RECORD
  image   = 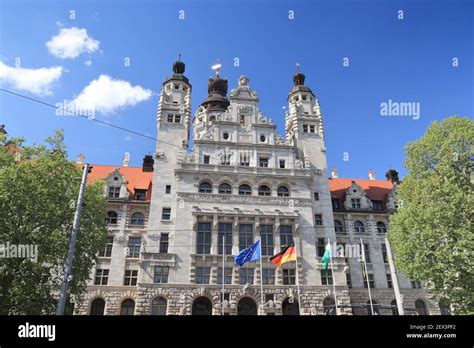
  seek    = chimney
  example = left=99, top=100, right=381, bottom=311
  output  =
left=385, top=169, right=400, bottom=184
left=331, top=168, right=339, bottom=179
left=142, top=154, right=154, bottom=172
left=368, top=170, right=376, bottom=180
left=122, top=152, right=130, bottom=167
left=76, top=153, right=85, bottom=164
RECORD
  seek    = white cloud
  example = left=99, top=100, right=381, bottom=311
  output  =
left=84, top=60, right=92, bottom=66
left=70, top=75, right=153, bottom=114
left=0, top=61, right=63, bottom=96
left=46, top=27, right=99, bottom=59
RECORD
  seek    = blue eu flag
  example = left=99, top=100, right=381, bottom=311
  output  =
left=234, top=240, right=261, bottom=267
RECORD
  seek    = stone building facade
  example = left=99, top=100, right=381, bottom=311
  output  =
left=74, top=61, right=442, bottom=316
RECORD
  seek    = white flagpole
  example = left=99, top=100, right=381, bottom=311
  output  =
left=293, top=241, right=302, bottom=315
left=222, top=234, right=225, bottom=316
left=360, top=238, right=374, bottom=315
left=259, top=238, right=264, bottom=315
left=328, top=238, right=339, bottom=315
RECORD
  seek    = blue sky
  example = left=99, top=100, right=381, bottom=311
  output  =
left=0, top=0, right=472, bottom=179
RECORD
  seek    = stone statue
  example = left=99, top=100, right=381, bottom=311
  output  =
left=238, top=75, right=249, bottom=87
left=295, top=159, right=304, bottom=169
left=122, top=152, right=130, bottom=167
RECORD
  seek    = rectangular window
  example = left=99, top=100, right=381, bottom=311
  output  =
left=167, top=114, right=174, bottom=123
left=134, top=189, right=147, bottom=201
left=309, top=125, right=315, bottom=133
left=196, top=267, right=210, bottom=284
left=162, top=208, right=171, bottom=220
left=94, top=269, right=109, bottom=285
left=260, top=224, right=274, bottom=256
left=203, top=155, right=210, bottom=164
left=411, top=280, right=422, bottom=289
left=279, top=160, right=286, bottom=169
left=351, top=198, right=361, bottom=209
left=317, top=238, right=325, bottom=257
left=217, top=267, right=233, bottom=284
left=332, top=199, right=340, bottom=209
left=321, top=270, right=333, bottom=285
left=279, top=225, right=293, bottom=250
left=386, top=273, right=392, bottom=288
left=220, top=154, right=231, bottom=166
left=240, top=152, right=250, bottom=167
left=98, top=236, right=113, bottom=257
left=372, top=200, right=384, bottom=210
left=259, top=157, right=269, bottom=168
left=159, top=234, right=169, bottom=254
left=127, top=237, right=141, bottom=258
left=363, top=273, right=375, bottom=288
left=381, top=244, right=388, bottom=263
left=174, top=114, right=181, bottom=123
left=346, top=272, right=352, bottom=288
left=239, top=224, right=253, bottom=250
left=363, top=243, right=371, bottom=263
left=218, top=223, right=233, bottom=255
left=165, top=185, right=171, bottom=194
left=239, top=268, right=254, bottom=285
left=124, top=270, right=138, bottom=286
left=314, top=192, right=319, bottom=201
left=108, top=186, right=120, bottom=198
left=196, top=222, right=212, bottom=254
left=303, top=124, right=308, bottom=133
left=314, top=214, right=323, bottom=226
left=282, top=269, right=296, bottom=285
left=262, top=269, right=275, bottom=285
left=154, top=266, right=169, bottom=283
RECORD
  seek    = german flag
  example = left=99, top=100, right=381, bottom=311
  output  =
left=270, top=243, right=297, bottom=268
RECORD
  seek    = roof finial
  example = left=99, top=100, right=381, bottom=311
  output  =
left=178, top=51, right=182, bottom=61
left=211, top=59, right=222, bottom=78
left=296, top=63, right=300, bottom=72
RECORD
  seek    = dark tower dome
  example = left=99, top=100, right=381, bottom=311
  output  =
left=200, top=71, right=230, bottom=112
left=293, top=72, right=305, bottom=86
left=173, top=60, right=185, bottom=74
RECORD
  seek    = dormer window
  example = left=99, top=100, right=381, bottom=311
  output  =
left=302, top=95, right=307, bottom=101
left=135, top=189, right=147, bottom=201
left=108, top=187, right=120, bottom=198
left=174, top=84, right=179, bottom=89
left=351, top=198, right=361, bottom=209
left=372, top=200, right=384, bottom=210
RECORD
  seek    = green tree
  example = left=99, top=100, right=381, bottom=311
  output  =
left=389, top=116, right=474, bottom=315
left=0, top=130, right=107, bottom=314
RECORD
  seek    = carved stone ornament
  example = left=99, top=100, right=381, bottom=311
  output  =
left=275, top=134, right=285, bottom=145
left=295, top=159, right=304, bottom=169
left=155, top=152, right=165, bottom=159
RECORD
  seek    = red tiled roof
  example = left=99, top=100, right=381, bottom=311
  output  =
left=87, top=164, right=153, bottom=200
left=329, top=178, right=394, bottom=201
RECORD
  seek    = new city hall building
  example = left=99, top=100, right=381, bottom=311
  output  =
left=74, top=60, right=443, bottom=316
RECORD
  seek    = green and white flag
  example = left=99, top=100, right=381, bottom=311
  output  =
left=321, top=241, right=331, bottom=274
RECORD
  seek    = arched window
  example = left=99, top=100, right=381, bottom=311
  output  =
left=192, top=297, right=212, bottom=315
left=334, top=220, right=343, bottom=233
left=415, top=300, right=428, bottom=315
left=238, top=184, right=252, bottom=196
left=323, top=297, right=336, bottom=315
left=106, top=211, right=118, bottom=224
left=439, top=302, right=450, bottom=315
left=130, top=212, right=144, bottom=225
left=90, top=298, right=105, bottom=315
left=391, top=299, right=399, bottom=315
left=277, top=186, right=290, bottom=197
left=218, top=183, right=232, bottom=194
left=258, top=185, right=271, bottom=196
left=237, top=297, right=258, bottom=315
left=354, top=221, right=365, bottom=233
left=376, top=221, right=387, bottom=233
left=151, top=297, right=167, bottom=315
left=199, top=182, right=213, bottom=193
left=120, top=299, right=135, bottom=315
left=366, top=300, right=380, bottom=315
left=282, top=297, right=299, bottom=315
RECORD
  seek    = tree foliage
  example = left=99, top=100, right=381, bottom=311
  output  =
left=0, top=130, right=107, bottom=314
left=389, top=116, right=474, bottom=314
